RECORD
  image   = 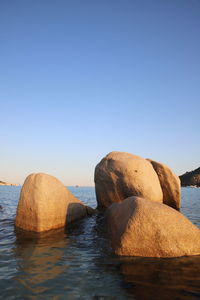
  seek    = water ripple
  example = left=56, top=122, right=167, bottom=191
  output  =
left=0, top=186, right=200, bottom=299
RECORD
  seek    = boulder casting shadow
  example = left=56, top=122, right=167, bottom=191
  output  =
left=15, top=173, right=94, bottom=232
left=95, top=151, right=180, bottom=210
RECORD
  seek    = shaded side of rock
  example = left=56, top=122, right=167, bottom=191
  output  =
left=148, top=159, right=181, bottom=210
left=95, top=151, right=163, bottom=210
left=106, top=196, right=200, bottom=257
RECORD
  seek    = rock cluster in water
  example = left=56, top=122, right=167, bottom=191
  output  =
left=15, top=151, right=200, bottom=258
left=95, top=151, right=200, bottom=257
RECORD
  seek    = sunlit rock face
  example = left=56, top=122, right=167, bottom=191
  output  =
left=94, top=151, right=163, bottom=209
left=15, top=173, right=92, bottom=232
left=106, top=196, right=200, bottom=257
left=148, top=159, right=181, bottom=210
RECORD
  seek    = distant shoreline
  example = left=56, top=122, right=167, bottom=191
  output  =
left=0, top=181, right=20, bottom=186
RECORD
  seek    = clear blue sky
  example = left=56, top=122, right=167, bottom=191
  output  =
left=1, top=0, right=200, bottom=185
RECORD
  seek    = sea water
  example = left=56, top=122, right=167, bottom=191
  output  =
left=0, top=186, right=200, bottom=300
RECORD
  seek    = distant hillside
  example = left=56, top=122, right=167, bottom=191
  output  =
left=179, top=167, right=200, bottom=187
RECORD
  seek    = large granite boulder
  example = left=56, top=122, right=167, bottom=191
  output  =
left=15, top=173, right=93, bottom=232
left=95, top=151, right=163, bottom=209
left=106, top=196, right=200, bottom=257
left=148, top=159, right=180, bottom=210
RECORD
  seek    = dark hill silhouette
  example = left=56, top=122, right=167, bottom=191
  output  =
left=179, top=167, right=200, bottom=187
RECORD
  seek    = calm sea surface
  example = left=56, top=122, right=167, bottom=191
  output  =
left=0, top=186, right=200, bottom=300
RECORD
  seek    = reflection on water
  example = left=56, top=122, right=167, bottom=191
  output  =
left=14, top=228, right=67, bottom=294
left=118, top=256, right=200, bottom=300
left=11, top=215, right=129, bottom=299
left=1, top=186, right=200, bottom=299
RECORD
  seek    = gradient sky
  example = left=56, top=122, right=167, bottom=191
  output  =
left=1, top=0, right=200, bottom=185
